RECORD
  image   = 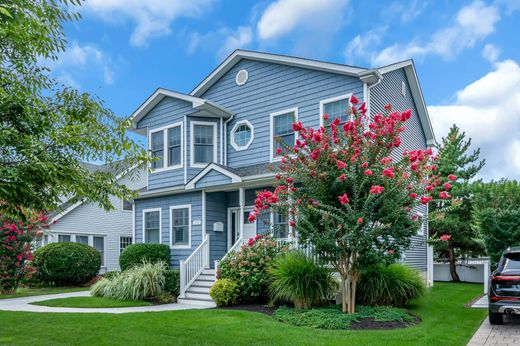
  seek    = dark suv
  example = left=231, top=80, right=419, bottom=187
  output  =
left=488, top=247, right=520, bottom=325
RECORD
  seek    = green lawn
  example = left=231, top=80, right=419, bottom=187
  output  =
left=0, top=287, right=88, bottom=300
left=0, top=282, right=486, bottom=346
left=30, top=296, right=152, bottom=308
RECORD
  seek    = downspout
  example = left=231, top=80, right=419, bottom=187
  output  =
left=224, top=114, right=235, bottom=166
left=184, top=115, right=188, bottom=184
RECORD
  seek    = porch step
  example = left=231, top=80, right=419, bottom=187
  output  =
left=202, top=269, right=215, bottom=275
left=177, top=297, right=216, bottom=307
left=188, top=285, right=211, bottom=294
left=185, top=292, right=213, bottom=300
left=197, top=274, right=216, bottom=282
left=191, top=280, right=213, bottom=288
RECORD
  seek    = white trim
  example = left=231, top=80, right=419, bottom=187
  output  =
left=230, top=119, right=254, bottom=151
left=129, top=88, right=232, bottom=128
left=148, top=121, right=184, bottom=173
left=239, top=187, right=245, bottom=238
left=227, top=207, right=240, bottom=251
left=121, top=198, right=133, bottom=213
left=186, top=163, right=242, bottom=189
left=318, top=93, right=352, bottom=127
left=132, top=202, right=136, bottom=244
left=183, top=115, right=188, bottom=184
left=219, top=118, right=223, bottom=164
left=191, top=50, right=365, bottom=97
left=202, top=190, right=206, bottom=240
left=142, top=208, right=162, bottom=244
left=169, top=204, right=192, bottom=249
left=270, top=107, right=298, bottom=162
left=235, top=69, right=249, bottom=86
left=190, top=121, right=218, bottom=168
left=50, top=201, right=82, bottom=223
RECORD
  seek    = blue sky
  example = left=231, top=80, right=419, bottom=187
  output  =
left=52, top=0, right=520, bottom=180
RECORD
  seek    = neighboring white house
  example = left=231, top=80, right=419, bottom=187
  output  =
left=43, top=163, right=146, bottom=272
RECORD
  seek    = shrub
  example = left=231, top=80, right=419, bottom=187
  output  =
left=91, top=261, right=166, bottom=301
left=119, top=243, right=170, bottom=271
left=273, top=304, right=414, bottom=330
left=164, top=269, right=179, bottom=297
left=209, top=279, right=241, bottom=306
left=219, top=235, right=286, bottom=302
left=356, top=264, right=425, bottom=307
left=33, top=242, right=101, bottom=286
left=268, top=251, right=338, bottom=308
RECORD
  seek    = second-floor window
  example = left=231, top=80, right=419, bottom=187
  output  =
left=320, top=94, right=352, bottom=127
left=270, top=108, right=298, bottom=161
left=151, top=131, right=164, bottom=169
left=149, top=122, right=183, bottom=171
left=168, top=126, right=182, bottom=167
left=191, top=122, right=216, bottom=167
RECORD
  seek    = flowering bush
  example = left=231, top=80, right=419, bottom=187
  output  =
left=250, top=97, right=452, bottom=313
left=218, top=235, right=287, bottom=303
left=0, top=212, right=46, bottom=293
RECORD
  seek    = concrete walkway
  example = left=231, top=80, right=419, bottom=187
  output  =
left=0, top=291, right=207, bottom=314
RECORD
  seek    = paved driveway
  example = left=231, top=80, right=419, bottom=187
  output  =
left=468, top=317, right=520, bottom=345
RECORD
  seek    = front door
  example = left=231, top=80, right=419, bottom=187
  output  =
left=227, top=207, right=257, bottom=250
left=243, top=207, right=257, bottom=240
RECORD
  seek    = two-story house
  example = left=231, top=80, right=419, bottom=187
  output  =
left=129, top=50, right=436, bottom=306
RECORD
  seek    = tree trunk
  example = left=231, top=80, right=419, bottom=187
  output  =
left=448, top=245, right=460, bottom=282
left=340, top=271, right=358, bottom=314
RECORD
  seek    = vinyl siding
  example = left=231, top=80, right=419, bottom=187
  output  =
left=371, top=68, right=428, bottom=271
left=195, top=170, right=232, bottom=189
left=201, top=59, right=364, bottom=168
left=206, top=192, right=228, bottom=266
left=134, top=191, right=203, bottom=268
left=48, top=168, right=146, bottom=272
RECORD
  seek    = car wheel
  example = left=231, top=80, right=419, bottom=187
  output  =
left=489, top=311, right=503, bottom=325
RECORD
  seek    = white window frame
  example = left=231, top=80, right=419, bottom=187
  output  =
left=319, top=93, right=353, bottom=127
left=417, top=212, right=425, bottom=236
left=269, top=107, right=298, bottom=162
left=270, top=211, right=290, bottom=241
left=142, top=208, right=162, bottom=244
left=148, top=121, right=184, bottom=173
left=53, top=233, right=107, bottom=267
left=169, top=204, right=192, bottom=249
left=121, top=199, right=133, bottom=213
left=190, top=121, right=218, bottom=168
left=119, top=236, right=133, bottom=253
left=92, top=235, right=106, bottom=267
left=230, top=120, right=254, bottom=151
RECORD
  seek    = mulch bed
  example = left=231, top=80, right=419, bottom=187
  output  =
left=349, top=316, right=420, bottom=330
left=216, top=304, right=277, bottom=316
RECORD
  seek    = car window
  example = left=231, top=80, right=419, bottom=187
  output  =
left=502, top=253, right=520, bottom=273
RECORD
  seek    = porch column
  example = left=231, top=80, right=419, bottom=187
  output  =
left=239, top=187, right=245, bottom=238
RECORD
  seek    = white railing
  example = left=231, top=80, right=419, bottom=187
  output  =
left=179, top=235, right=210, bottom=298
left=214, top=237, right=245, bottom=280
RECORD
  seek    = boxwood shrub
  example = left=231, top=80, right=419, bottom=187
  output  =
left=164, top=269, right=180, bottom=297
left=119, top=243, right=170, bottom=271
left=210, top=279, right=240, bottom=306
left=33, top=242, right=101, bottom=286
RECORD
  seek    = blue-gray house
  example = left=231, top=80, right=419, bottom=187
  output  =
left=129, top=50, right=436, bottom=306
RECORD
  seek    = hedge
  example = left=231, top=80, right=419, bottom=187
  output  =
left=119, top=243, right=170, bottom=271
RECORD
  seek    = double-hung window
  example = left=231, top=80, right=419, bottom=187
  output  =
left=167, top=126, right=182, bottom=167
left=149, top=122, right=183, bottom=171
left=191, top=122, right=216, bottom=167
left=151, top=131, right=164, bottom=169
left=171, top=205, right=191, bottom=248
left=144, top=209, right=161, bottom=244
left=271, top=108, right=297, bottom=160
left=93, top=236, right=105, bottom=266
left=75, top=235, right=89, bottom=245
left=320, top=94, right=352, bottom=127
left=272, top=212, right=289, bottom=239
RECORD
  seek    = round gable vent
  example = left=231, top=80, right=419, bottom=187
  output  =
left=235, top=69, right=248, bottom=86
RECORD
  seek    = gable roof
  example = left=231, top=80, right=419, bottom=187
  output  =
left=129, top=88, right=233, bottom=131
left=189, top=50, right=435, bottom=145
left=185, top=163, right=242, bottom=190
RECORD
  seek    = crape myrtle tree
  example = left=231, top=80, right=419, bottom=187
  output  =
left=0, top=1, right=148, bottom=220
left=249, top=96, right=454, bottom=314
left=429, top=125, right=485, bottom=281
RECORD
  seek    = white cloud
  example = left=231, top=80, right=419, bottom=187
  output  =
left=46, top=41, right=115, bottom=87
left=187, top=26, right=253, bottom=60
left=428, top=59, right=520, bottom=180
left=219, top=26, right=253, bottom=59
left=483, top=44, right=501, bottom=62
left=384, top=0, right=427, bottom=23
left=257, top=0, right=349, bottom=41
left=371, top=0, right=500, bottom=65
left=84, top=0, right=213, bottom=47
left=344, top=27, right=387, bottom=65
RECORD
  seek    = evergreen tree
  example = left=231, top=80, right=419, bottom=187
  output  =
left=429, top=125, right=485, bottom=281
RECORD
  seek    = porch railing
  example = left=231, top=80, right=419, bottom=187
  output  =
left=179, top=235, right=210, bottom=298
left=214, top=236, right=245, bottom=280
